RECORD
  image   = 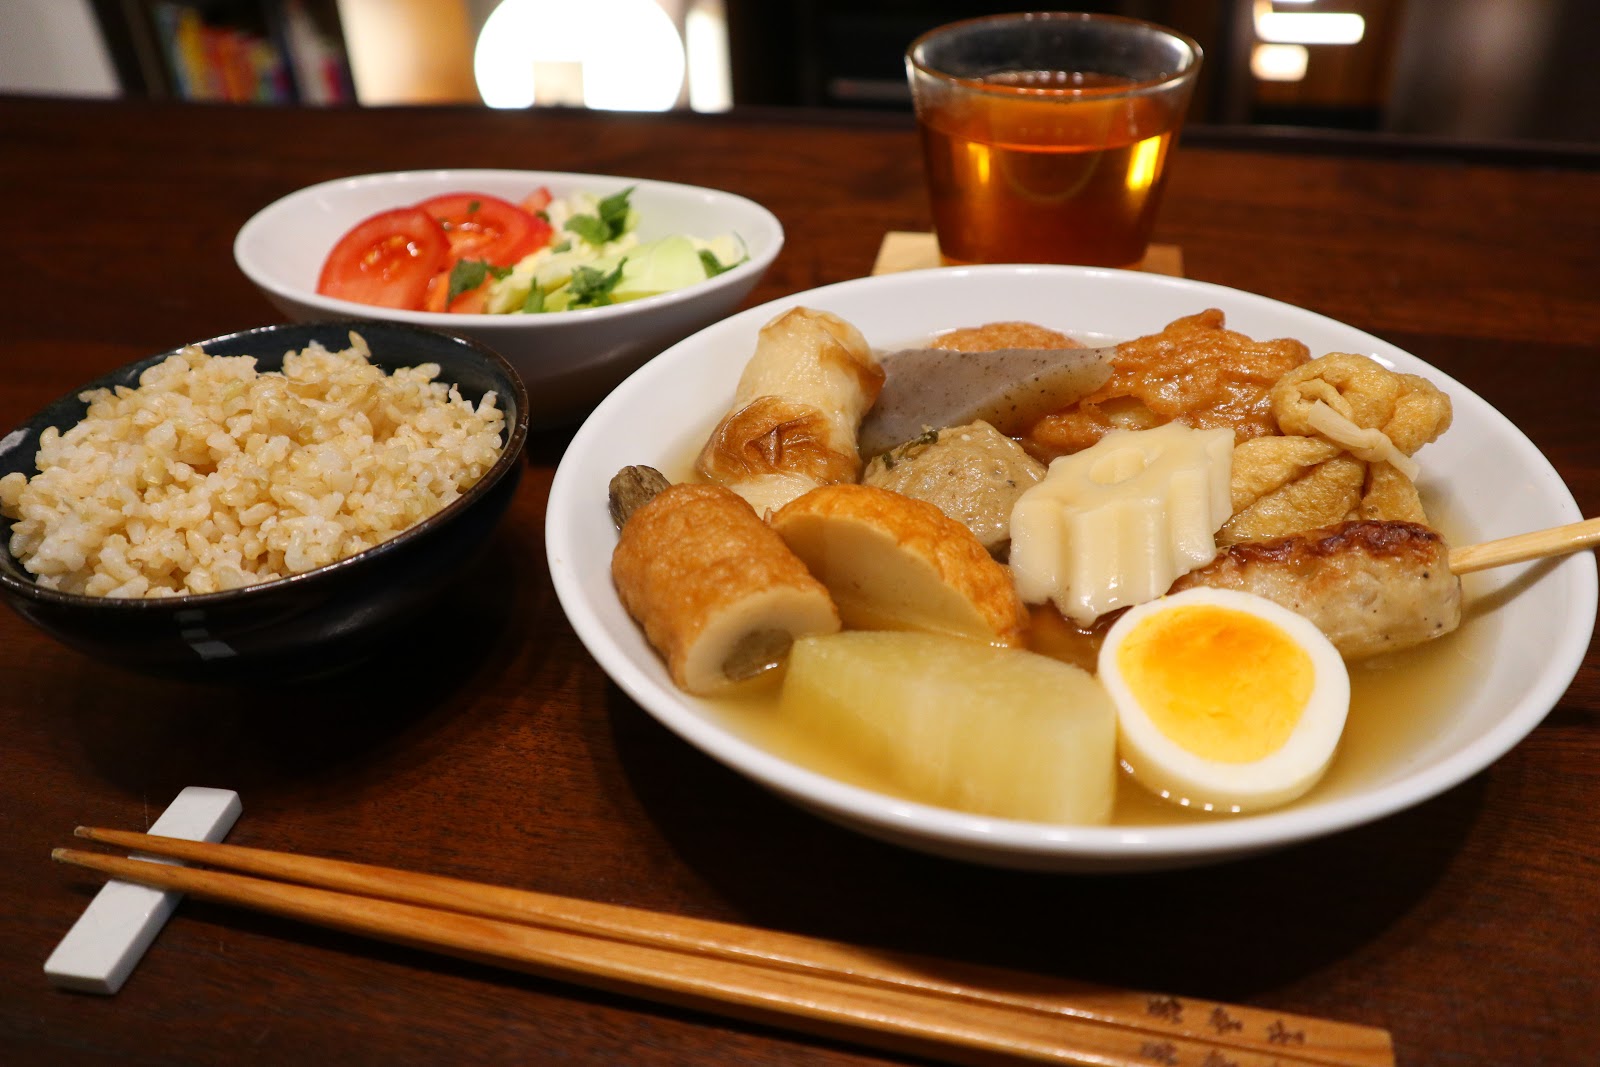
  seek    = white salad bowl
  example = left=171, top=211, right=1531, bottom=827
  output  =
left=545, top=265, right=1596, bottom=872
left=234, top=168, right=783, bottom=426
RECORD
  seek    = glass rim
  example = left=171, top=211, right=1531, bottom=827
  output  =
left=906, top=11, right=1203, bottom=99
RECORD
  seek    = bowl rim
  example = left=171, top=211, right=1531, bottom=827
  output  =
left=0, top=320, right=530, bottom=610
left=233, top=168, right=786, bottom=329
left=547, top=263, right=1598, bottom=867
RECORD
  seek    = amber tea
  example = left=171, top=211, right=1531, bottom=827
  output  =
left=908, top=14, right=1201, bottom=268
left=918, top=72, right=1187, bottom=267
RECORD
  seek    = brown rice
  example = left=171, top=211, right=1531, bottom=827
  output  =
left=0, top=332, right=505, bottom=598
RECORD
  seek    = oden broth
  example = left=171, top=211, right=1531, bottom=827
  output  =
left=701, top=568, right=1492, bottom=827
left=664, top=335, right=1486, bottom=828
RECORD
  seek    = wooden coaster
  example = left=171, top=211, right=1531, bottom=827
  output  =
left=871, top=231, right=1184, bottom=278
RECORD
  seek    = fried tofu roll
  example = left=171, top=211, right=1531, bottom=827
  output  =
left=612, top=482, right=841, bottom=695
left=695, top=307, right=885, bottom=516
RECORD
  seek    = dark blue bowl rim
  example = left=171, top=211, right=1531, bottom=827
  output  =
left=0, top=320, right=530, bottom=611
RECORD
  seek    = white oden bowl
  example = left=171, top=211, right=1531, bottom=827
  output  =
left=234, top=169, right=783, bottom=426
left=546, top=265, right=1595, bottom=872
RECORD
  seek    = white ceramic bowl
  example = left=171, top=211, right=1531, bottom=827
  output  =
left=234, top=169, right=783, bottom=426
left=546, top=265, right=1596, bottom=872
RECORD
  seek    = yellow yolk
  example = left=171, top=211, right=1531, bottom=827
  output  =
left=1115, top=604, right=1313, bottom=763
left=1097, top=586, right=1351, bottom=814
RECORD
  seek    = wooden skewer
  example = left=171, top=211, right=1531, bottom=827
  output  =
left=55, top=830, right=1394, bottom=1067
left=1448, top=516, right=1600, bottom=574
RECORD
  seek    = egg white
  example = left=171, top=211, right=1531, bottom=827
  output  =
left=1097, top=586, right=1350, bottom=814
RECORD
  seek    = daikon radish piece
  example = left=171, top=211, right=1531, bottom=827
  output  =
left=856, top=345, right=1116, bottom=458
left=612, top=483, right=840, bottom=694
left=770, top=483, right=1027, bottom=647
left=780, top=631, right=1117, bottom=823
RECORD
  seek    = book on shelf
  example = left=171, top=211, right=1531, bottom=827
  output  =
left=107, top=0, right=353, bottom=105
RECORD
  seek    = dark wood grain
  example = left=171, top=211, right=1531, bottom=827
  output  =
left=2, top=96, right=1597, bottom=1067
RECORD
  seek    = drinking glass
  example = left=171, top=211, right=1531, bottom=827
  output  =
left=907, top=12, right=1201, bottom=268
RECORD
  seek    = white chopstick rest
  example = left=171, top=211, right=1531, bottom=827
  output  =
left=45, top=786, right=242, bottom=994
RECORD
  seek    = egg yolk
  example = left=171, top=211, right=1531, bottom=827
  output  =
left=1115, top=604, right=1313, bottom=762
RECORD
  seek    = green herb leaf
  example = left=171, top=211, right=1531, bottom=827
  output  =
left=447, top=259, right=490, bottom=304
left=467, top=199, right=481, bottom=213
left=596, top=187, right=633, bottom=233
left=564, top=187, right=634, bottom=246
left=566, top=259, right=627, bottom=308
left=565, top=214, right=609, bottom=245
left=550, top=239, right=571, bottom=253
left=521, top=286, right=546, bottom=313
left=699, top=249, right=732, bottom=277
left=444, top=261, right=513, bottom=306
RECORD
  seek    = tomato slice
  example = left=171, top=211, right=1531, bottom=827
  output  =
left=417, top=193, right=552, bottom=267
left=317, top=207, right=450, bottom=310
left=519, top=187, right=553, bottom=215
left=422, top=271, right=490, bottom=315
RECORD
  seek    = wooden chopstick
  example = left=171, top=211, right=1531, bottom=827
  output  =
left=55, top=830, right=1393, bottom=1067
left=1448, top=516, right=1600, bottom=574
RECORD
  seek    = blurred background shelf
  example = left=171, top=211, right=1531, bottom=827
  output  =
left=721, top=0, right=1599, bottom=146
left=5, top=0, right=1597, bottom=151
left=88, top=0, right=354, bottom=105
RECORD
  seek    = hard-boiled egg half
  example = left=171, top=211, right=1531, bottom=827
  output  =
left=1097, top=587, right=1350, bottom=814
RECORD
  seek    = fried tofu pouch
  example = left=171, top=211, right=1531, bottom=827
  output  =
left=1222, top=353, right=1452, bottom=544
left=931, top=321, right=1084, bottom=352
left=695, top=307, right=885, bottom=516
left=1023, top=309, right=1311, bottom=462
left=612, top=483, right=840, bottom=695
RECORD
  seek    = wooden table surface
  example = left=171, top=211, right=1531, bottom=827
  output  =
left=2, top=96, right=1597, bottom=1066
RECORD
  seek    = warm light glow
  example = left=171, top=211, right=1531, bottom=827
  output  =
left=475, top=0, right=686, bottom=112
left=965, top=140, right=992, bottom=186
left=1126, top=136, right=1163, bottom=191
left=1251, top=43, right=1310, bottom=82
left=685, top=0, right=732, bottom=112
left=1255, top=11, right=1366, bottom=45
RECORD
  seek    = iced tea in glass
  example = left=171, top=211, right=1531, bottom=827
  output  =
left=907, top=13, right=1201, bottom=268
